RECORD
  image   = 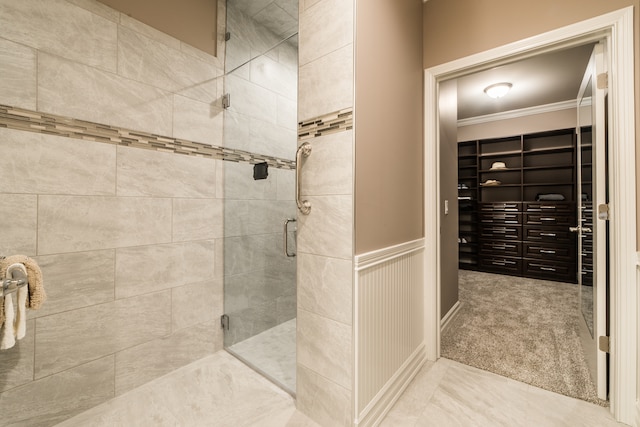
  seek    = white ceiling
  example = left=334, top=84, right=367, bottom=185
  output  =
left=457, top=43, right=595, bottom=120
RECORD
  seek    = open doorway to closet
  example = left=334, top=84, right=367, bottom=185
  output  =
left=438, top=42, right=608, bottom=405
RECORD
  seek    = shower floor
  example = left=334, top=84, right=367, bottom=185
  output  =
left=228, top=318, right=296, bottom=394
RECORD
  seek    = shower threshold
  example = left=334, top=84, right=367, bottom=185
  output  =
left=226, top=318, right=296, bottom=397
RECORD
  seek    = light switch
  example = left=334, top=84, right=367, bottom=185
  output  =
left=444, top=200, right=449, bottom=215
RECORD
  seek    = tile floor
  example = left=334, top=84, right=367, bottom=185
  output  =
left=57, top=351, right=626, bottom=427
left=228, top=318, right=296, bottom=394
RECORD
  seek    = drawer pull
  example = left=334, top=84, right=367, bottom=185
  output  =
left=540, top=217, right=556, bottom=221
left=491, top=260, right=516, bottom=266
left=540, top=206, right=557, bottom=210
left=493, top=244, right=515, bottom=250
left=540, top=249, right=556, bottom=254
left=493, top=215, right=507, bottom=220
left=530, top=263, right=557, bottom=272
left=540, top=233, right=556, bottom=237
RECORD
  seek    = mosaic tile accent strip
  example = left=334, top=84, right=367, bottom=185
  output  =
left=298, top=108, right=353, bottom=141
left=0, top=104, right=295, bottom=170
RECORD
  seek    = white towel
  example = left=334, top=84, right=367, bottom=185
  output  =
left=1, top=292, right=15, bottom=350
left=0, top=263, right=28, bottom=350
left=11, top=264, right=28, bottom=340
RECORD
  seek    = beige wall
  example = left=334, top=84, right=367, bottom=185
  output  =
left=423, top=0, right=640, bottom=246
left=99, top=0, right=218, bottom=56
left=355, top=0, right=424, bottom=254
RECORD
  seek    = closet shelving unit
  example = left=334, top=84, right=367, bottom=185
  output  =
left=458, top=128, right=578, bottom=283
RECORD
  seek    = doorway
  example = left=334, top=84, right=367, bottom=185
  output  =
left=424, top=8, right=636, bottom=424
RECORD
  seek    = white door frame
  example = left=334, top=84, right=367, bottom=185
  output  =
left=423, top=7, right=636, bottom=425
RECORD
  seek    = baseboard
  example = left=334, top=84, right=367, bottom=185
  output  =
left=441, top=301, right=461, bottom=333
left=354, top=344, right=426, bottom=427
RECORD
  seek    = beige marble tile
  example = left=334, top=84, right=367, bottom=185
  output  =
left=114, top=321, right=221, bottom=395
left=226, top=73, right=278, bottom=124
left=225, top=199, right=296, bottom=237
left=253, top=2, right=298, bottom=37
left=298, top=308, right=351, bottom=390
left=298, top=253, right=353, bottom=325
left=0, top=128, right=116, bottom=196
left=299, top=0, right=353, bottom=66
left=0, top=355, right=114, bottom=427
left=119, top=13, right=181, bottom=50
left=223, top=161, right=278, bottom=200
left=300, top=130, right=353, bottom=196
left=115, top=240, right=216, bottom=299
left=249, top=116, right=297, bottom=160
left=0, top=320, right=35, bottom=392
left=0, top=194, right=37, bottom=256
left=66, top=351, right=292, bottom=427
left=297, top=195, right=353, bottom=260
left=30, top=250, right=115, bottom=318
left=301, top=0, right=323, bottom=12
left=172, top=198, right=223, bottom=242
left=276, top=168, right=296, bottom=201
left=250, top=54, right=297, bottom=100
left=298, top=43, right=354, bottom=122
left=277, top=95, right=297, bottom=131
left=0, top=38, right=36, bottom=109
left=37, top=195, right=172, bottom=254
left=171, top=280, right=222, bottom=331
left=0, top=0, right=117, bottom=71
left=65, top=0, right=120, bottom=22
left=38, top=53, right=172, bottom=136
left=297, top=364, right=352, bottom=427
left=180, top=41, right=223, bottom=70
left=118, top=27, right=219, bottom=96
left=34, top=290, right=171, bottom=378
left=175, top=76, right=220, bottom=106
left=224, top=109, right=252, bottom=152
left=172, top=94, right=224, bottom=145
left=116, top=146, right=217, bottom=198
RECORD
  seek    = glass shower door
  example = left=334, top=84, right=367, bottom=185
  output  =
left=221, top=0, right=298, bottom=394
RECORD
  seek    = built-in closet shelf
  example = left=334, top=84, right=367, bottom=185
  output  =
left=523, top=146, right=574, bottom=155
left=479, top=150, right=522, bottom=158
left=458, top=127, right=578, bottom=282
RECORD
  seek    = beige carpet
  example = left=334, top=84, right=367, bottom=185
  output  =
left=442, top=270, right=607, bottom=406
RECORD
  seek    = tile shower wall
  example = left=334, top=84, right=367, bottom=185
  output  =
left=297, top=0, right=355, bottom=426
left=223, top=2, right=298, bottom=346
left=0, top=0, right=226, bottom=424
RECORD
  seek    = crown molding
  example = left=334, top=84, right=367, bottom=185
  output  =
left=457, top=99, right=576, bottom=127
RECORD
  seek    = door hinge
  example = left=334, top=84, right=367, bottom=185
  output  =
left=597, top=72, right=608, bottom=89
left=225, top=32, right=231, bottom=41
left=599, top=335, right=610, bottom=353
left=598, top=203, right=610, bottom=221
left=222, top=93, right=231, bottom=109
left=220, top=314, right=229, bottom=331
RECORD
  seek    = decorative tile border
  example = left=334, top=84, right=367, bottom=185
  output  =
left=298, top=108, right=353, bottom=141
left=0, top=104, right=295, bottom=170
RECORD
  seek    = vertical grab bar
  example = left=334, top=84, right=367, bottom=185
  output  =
left=296, top=142, right=312, bottom=214
left=283, top=218, right=297, bottom=257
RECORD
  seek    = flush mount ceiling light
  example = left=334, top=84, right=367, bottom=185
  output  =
left=484, top=82, right=513, bottom=99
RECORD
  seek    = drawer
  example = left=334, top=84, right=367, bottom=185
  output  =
left=523, top=243, right=575, bottom=262
left=480, top=241, right=521, bottom=257
left=524, top=213, right=574, bottom=226
left=479, top=202, right=521, bottom=212
left=479, top=212, right=521, bottom=225
left=525, top=202, right=574, bottom=213
left=480, top=225, right=521, bottom=240
left=479, top=256, right=522, bottom=275
left=523, top=259, right=576, bottom=282
left=524, top=226, right=574, bottom=243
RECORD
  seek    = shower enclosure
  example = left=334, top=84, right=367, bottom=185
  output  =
left=222, top=0, right=298, bottom=394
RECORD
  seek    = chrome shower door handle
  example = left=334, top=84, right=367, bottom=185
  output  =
left=283, top=218, right=297, bottom=257
left=296, top=142, right=312, bottom=215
